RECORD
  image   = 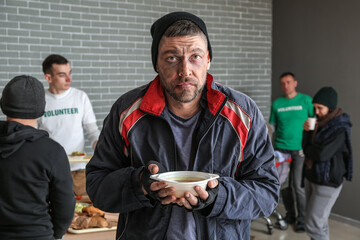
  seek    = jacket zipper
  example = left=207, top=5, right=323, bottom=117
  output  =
left=192, top=98, right=227, bottom=240
left=194, top=98, right=227, bottom=172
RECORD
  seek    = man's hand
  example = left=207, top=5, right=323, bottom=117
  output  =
left=140, top=162, right=177, bottom=204
left=176, top=179, right=218, bottom=209
left=140, top=164, right=160, bottom=195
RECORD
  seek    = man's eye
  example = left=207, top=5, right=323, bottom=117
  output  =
left=167, top=56, right=178, bottom=62
left=193, top=55, right=201, bottom=59
left=168, top=56, right=177, bottom=61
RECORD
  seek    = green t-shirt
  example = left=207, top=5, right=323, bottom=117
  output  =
left=269, top=93, right=313, bottom=150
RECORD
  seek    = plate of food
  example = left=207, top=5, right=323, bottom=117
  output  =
left=68, top=152, right=92, bottom=163
left=150, top=171, right=219, bottom=198
left=68, top=203, right=118, bottom=234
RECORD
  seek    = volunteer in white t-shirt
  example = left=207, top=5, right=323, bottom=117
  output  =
left=38, top=54, right=100, bottom=198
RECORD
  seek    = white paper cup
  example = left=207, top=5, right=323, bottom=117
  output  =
left=308, top=117, right=316, bottom=130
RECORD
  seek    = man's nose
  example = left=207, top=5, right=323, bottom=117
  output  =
left=178, top=58, right=191, bottom=77
left=66, top=75, right=72, bottom=82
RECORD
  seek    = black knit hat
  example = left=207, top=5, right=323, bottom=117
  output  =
left=150, top=11, right=212, bottom=72
left=312, top=86, right=338, bottom=110
left=0, top=75, right=45, bottom=119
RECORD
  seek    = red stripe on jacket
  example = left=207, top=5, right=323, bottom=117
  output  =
left=220, top=100, right=252, bottom=175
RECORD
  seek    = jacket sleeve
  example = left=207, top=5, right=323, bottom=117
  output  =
left=86, top=102, right=152, bottom=213
left=209, top=105, right=280, bottom=220
left=303, top=129, right=346, bottom=162
left=49, top=146, right=76, bottom=238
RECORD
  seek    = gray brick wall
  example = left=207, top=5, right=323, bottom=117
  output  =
left=0, top=0, right=272, bottom=151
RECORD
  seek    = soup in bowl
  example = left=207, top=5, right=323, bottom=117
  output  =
left=150, top=171, right=219, bottom=198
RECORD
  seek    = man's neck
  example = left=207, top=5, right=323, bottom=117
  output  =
left=166, top=94, right=201, bottom=119
left=285, top=91, right=298, bottom=99
left=6, top=117, right=37, bottom=128
left=48, top=86, right=67, bottom=95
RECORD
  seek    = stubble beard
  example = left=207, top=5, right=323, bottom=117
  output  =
left=161, top=76, right=205, bottom=103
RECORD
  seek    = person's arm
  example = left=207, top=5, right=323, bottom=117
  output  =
left=268, top=102, right=277, bottom=127
left=307, top=96, right=314, bottom=117
left=86, top=102, right=152, bottom=213
left=269, top=123, right=275, bottom=136
left=302, top=129, right=312, bottom=152
left=49, top=146, right=76, bottom=239
left=83, top=122, right=100, bottom=149
left=209, top=105, right=280, bottom=220
left=82, top=92, right=100, bottom=148
left=268, top=103, right=277, bottom=138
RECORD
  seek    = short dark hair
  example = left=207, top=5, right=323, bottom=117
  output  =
left=42, top=54, right=69, bottom=75
left=161, top=20, right=208, bottom=51
left=279, top=72, right=295, bottom=80
left=163, top=19, right=205, bottom=38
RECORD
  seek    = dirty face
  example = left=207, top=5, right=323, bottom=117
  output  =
left=156, top=34, right=210, bottom=103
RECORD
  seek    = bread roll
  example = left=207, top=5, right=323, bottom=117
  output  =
left=82, top=206, right=105, bottom=217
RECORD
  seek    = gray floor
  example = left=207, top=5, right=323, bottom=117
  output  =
left=250, top=204, right=360, bottom=240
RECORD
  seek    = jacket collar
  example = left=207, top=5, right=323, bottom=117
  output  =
left=140, top=73, right=226, bottom=116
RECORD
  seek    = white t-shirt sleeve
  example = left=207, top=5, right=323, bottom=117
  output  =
left=81, top=93, right=100, bottom=147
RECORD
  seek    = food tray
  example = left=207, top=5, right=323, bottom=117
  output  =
left=67, top=226, right=117, bottom=234
left=68, top=155, right=92, bottom=163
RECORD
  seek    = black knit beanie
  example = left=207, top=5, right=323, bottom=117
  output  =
left=0, top=75, right=45, bottom=119
left=150, top=11, right=212, bottom=72
left=312, top=86, right=338, bottom=110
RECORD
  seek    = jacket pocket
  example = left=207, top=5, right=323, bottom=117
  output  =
left=329, top=153, right=346, bottom=186
left=314, top=161, right=331, bottom=183
left=314, top=153, right=346, bottom=186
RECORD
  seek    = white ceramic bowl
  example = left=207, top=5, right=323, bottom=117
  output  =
left=150, top=171, right=219, bottom=198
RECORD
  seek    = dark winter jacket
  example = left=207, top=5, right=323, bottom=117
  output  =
left=302, top=113, right=352, bottom=187
left=0, top=121, right=75, bottom=240
left=86, top=74, right=280, bottom=240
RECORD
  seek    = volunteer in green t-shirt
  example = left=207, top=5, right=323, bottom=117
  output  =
left=269, top=72, right=313, bottom=233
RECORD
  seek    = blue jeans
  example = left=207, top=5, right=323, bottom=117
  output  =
left=278, top=149, right=306, bottom=224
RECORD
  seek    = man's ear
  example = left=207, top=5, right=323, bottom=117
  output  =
left=44, top=73, right=52, bottom=83
left=207, top=55, right=211, bottom=70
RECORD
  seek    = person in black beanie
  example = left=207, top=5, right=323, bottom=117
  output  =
left=87, top=12, right=279, bottom=240
left=0, top=75, right=75, bottom=240
left=150, top=11, right=213, bottom=72
left=311, top=86, right=338, bottom=110
left=302, top=86, right=352, bottom=240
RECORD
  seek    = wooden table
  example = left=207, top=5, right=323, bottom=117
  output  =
left=65, top=230, right=116, bottom=240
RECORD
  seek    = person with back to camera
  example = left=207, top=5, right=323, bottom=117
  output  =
left=269, top=72, right=313, bottom=232
left=37, top=54, right=100, bottom=201
left=86, top=11, right=280, bottom=239
left=302, top=87, right=352, bottom=240
left=0, top=75, right=75, bottom=240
